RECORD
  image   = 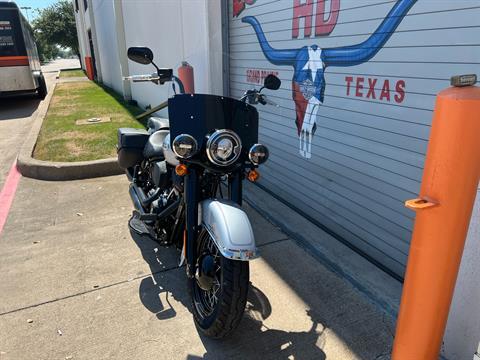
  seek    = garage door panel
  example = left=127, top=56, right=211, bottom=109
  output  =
left=230, top=60, right=479, bottom=91
left=260, top=177, right=408, bottom=277
left=263, top=140, right=415, bottom=220
left=254, top=95, right=431, bottom=141
left=231, top=77, right=435, bottom=126
left=259, top=106, right=428, bottom=154
left=231, top=25, right=480, bottom=48
left=264, top=155, right=415, bottom=234
left=261, top=135, right=418, bottom=221
left=260, top=123, right=424, bottom=182
left=262, top=169, right=411, bottom=256
left=260, top=175, right=409, bottom=273
left=263, top=153, right=414, bottom=240
left=258, top=128, right=420, bottom=200
left=232, top=75, right=438, bottom=116
left=229, top=0, right=479, bottom=277
left=259, top=126, right=421, bottom=194
left=230, top=47, right=479, bottom=65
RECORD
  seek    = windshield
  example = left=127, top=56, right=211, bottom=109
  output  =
left=168, top=94, right=259, bottom=153
left=0, top=8, right=26, bottom=57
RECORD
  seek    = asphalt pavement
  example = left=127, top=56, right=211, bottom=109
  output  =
left=0, top=59, right=80, bottom=187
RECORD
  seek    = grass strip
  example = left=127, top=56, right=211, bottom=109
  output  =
left=34, top=81, right=144, bottom=162
left=59, top=69, right=87, bottom=78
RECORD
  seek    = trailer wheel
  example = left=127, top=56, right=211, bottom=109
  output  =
left=37, top=75, right=47, bottom=100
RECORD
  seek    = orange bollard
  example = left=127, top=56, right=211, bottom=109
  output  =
left=392, top=77, right=480, bottom=360
left=178, top=61, right=195, bottom=94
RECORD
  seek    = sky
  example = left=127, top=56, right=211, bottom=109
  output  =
left=12, top=0, right=60, bottom=22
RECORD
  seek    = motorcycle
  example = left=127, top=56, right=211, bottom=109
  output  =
left=117, top=47, right=281, bottom=338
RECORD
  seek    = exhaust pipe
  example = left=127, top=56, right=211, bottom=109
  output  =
left=129, top=184, right=144, bottom=212
left=129, top=184, right=180, bottom=222
left=130, top=184, right=161, bottom=208
left=129, top=184, right=157, bottom=222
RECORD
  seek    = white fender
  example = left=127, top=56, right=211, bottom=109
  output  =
left=200, top=199, right=258, bottom=261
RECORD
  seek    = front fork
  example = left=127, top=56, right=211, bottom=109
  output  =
left=228, top=171, right=243, bottom=206
left=185, top=169, right=198, bottom=278
left=184, top=169, right=243, bottom=277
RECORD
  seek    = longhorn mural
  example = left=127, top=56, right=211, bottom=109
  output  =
left=242, top=0, right=418, bottom=158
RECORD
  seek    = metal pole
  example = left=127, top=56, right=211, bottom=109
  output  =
left=20, top=7, right=31, bottom=22
left=392, top=76, right=480, bottom=359
left=113, top=0, right=132, bottom=101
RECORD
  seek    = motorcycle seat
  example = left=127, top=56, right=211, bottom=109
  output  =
left=144, top=129, right=169, bottom=160
left=147, top=117, right=169, bottom=133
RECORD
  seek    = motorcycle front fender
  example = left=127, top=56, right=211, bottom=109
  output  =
left=200, top=199, right=259, bottom=261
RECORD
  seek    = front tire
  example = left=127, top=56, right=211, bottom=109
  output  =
left=189, top=229, right=249, bottom=338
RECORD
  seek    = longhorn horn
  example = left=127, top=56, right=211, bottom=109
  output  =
left=322, top=0, right=417, bottom=67
left=242, top=16, right=298, bottom=66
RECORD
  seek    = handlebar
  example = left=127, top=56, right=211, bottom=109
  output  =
left=123, top=74, right=160, bottom=83
left=262, top=95, right=279, bottom=107
left=125, top=72, right=278, bottom=108
left=123, top=72, right=185, bottom=94
left=241, top=91, right=279, bottom=107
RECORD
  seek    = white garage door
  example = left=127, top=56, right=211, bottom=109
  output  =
left=228, top=0, right=480, bottom=278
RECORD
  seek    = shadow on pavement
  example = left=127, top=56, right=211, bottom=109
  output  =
left=0, top=96, right=40, bottom=120
left=194, top=289, right=326, bottom=360
left=130, top=228, right=326, bottom=360
left=130, top=228, right=190, bottom=320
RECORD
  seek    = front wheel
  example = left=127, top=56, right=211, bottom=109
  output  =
left=189, top=229, right=249, bottom=338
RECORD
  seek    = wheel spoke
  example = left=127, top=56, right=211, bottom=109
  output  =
left=193, top=232, right=222, bottom=319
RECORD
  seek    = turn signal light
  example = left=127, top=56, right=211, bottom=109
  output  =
left=175, top=164, right=188, bottom=176
left=247, top=170, right=260, bottom=182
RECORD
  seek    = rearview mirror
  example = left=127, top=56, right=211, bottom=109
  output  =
left=127, top=47, right=154, bottom=65
left=263, top=74, right=281, bottom=90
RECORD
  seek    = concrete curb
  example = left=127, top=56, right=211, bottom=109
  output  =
left=17, top=80, right=123, bottom=181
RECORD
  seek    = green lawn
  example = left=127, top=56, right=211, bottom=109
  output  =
left=34, top=81, right=145, bottom=162
left=59, top=69, right=87, bottom=78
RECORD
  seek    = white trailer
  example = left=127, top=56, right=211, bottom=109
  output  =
left=0, top=1, right=47, bottom=99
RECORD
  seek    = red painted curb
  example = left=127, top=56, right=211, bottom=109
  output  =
left=0, top=160, right=21, bottom=236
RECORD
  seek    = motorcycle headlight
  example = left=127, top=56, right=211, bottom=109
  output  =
left=248, top=144, right=269, bottom=165
left=206, top=129, right=242, bottom=166
left=172, top=134, right=198, bottom=159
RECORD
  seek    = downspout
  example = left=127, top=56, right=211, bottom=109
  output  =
left=76, top=1, right=89, bottom=70
left=204, top=0, right=211, bottom=94
left=221, top=0, right=229, bottom=97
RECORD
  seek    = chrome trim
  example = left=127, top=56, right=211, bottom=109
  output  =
left=206, top=129, right=242, bottom=166
left=162, top=133, right=180, bottom=166
left=172, top=133, right=198, bottom=159
left=248, top=143, right=269, bottom=165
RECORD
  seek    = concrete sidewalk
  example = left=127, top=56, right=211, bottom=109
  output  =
left=0, top=175, right=395, bottom=359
